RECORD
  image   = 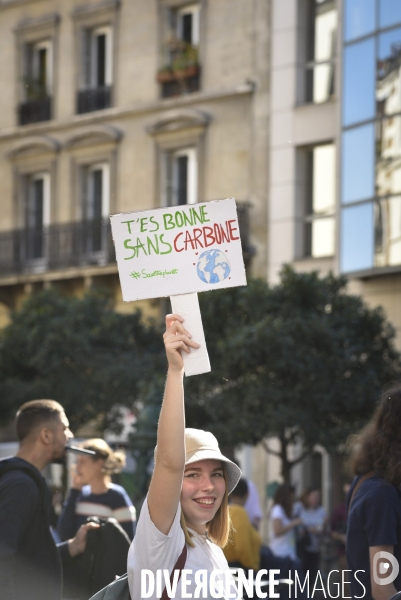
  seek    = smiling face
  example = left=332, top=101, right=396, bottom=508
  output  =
left=180, top=459, right=226, bottom=534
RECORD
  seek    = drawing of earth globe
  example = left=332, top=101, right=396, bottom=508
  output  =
left=197, top=249, right=231, bottom=284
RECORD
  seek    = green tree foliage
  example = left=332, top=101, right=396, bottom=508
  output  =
left=184, top=266, right=401, bottom=482
left=0, top=290, right=165, bottom=433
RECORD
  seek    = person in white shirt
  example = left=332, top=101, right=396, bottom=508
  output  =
left=127, top=313, right=242, bottom=600
left=270, top=484, right=302, bottom=561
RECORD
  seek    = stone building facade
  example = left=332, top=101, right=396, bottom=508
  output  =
left=0, top=0, right=269, bottom=325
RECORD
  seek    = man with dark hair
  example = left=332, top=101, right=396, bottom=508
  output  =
left=0, top=399, right=98, bottom=600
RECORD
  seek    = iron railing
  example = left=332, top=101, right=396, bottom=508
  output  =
left=19, top=97, right=51, bottom=125
left=161, top=72, right=200, bottom=98
left=0, top=219, right=115, bottom=276
left=0, top=205, right=253, bottom=277
left=77, top=87, right=112, bottom=114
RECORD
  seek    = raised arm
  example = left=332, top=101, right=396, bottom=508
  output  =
left=147, top=314, right=200, bottom=535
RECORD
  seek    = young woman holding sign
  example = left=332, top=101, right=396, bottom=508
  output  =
left=127, top=314, right=241, bottom=600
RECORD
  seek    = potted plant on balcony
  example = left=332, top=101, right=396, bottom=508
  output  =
left=156, top=65, right=175, bottom=83
left=172, top=43, right=199, bottom=79
left=156, top=41, right=199, bottom=83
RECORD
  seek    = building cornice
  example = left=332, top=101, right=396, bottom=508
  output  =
left=0, top=263, right=119, bottom=287
left=70, top=0, right=120, bottom=20
left=6, top=135, right=60, bottom=158
left=0, top=0, right=41, bottom=11
left=0, top=83, right=254, bottom=142
left=146, top=108, right=211, bottom=136
left=14, top=12, right=60, bottom=32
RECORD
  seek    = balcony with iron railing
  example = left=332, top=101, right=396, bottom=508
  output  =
left=0, top=219, right=115, bottom=277
left=19, top=96, right=51, bottom=125
left=0, top=205, right=253, bottom=278
left=19, top=79, right=52, bottom=125
left=77, top=86, right=112, bottom=114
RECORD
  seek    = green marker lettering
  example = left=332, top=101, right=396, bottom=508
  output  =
left=160, top=233, right=173, bottom=254
left=149, top=216, right=159, bottom=232
left=163, top=214, right=175, bottom=230
left=183, top=211, right=194, bottom=227
left=121, top=220, right=137, bottom=234
left=140, top=217, right=148, bottom=232
left=200, top=206, right=210, bottom=223
left=175, top=211, right=184, bottom=228
left=147, top=235, right=159, bottom=255
left=134, top=237, right=148, bottom=257
left=192, top=207, right=203, bottom=224
left=123, top=239, right=136, bottom=259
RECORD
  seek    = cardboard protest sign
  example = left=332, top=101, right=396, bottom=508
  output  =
left=110, top=198, right=247, bottom=302
left=110, top=198, right=247, bottom=375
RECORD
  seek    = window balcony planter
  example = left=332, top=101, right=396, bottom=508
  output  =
left=157, top=64, right=199, bottom=82
left=158, top=42, right=200, bottom=97
left=157, top=65, right=200, bottom=98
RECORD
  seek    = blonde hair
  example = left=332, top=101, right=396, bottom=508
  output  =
left=180, top=465, right=232, bottom=549
left=81, top=438, right=126, bottom=475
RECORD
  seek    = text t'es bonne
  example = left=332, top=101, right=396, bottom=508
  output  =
left=122, top=205, right=240, bottom=260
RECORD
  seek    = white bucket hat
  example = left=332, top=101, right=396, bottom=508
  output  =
left=184, top=428, right=241, bottom=495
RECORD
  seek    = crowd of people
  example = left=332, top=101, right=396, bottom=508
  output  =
left=1, top=314, right=401, bottom=600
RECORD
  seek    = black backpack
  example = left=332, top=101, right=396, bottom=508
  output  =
left=63, top=517, right=130, bottom=599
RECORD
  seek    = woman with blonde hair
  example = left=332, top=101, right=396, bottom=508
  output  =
left=127, top=314, right=241, bottom=600
left=58, top=438, right=136, bottom=541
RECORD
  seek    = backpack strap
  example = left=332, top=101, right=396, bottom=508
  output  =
left=160, top=543, right=187, bottom=600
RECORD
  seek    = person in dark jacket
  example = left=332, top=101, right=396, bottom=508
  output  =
left=0, top=399, right=99, bottom=600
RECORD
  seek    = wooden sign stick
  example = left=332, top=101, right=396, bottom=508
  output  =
left=170, top=293, right=210, bottom=376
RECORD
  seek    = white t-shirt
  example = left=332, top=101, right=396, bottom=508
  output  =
left=127, top=496, right=239, bottom=600
left=269, top=504, right=296, bottom=560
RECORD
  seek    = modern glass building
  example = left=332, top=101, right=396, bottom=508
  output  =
left=341, top=0, right=401, bottom=274
left=269, top=0, right=401, bottom=507
left=269, top=0, right=401, bottom=339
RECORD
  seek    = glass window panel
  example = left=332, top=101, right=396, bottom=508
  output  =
left=376, top=115, right=401, bottom=196
left=313, top=144, right=336, bottom=212
left=314, top=2, right=337, bottom=62
left=311, top=217, right=335, bottom=257
left=344, top=0, right=375, bottom=42
left=340, top=203, right=374, bottom=272
left=379, top=0, right=401, bottom=29
left=375, top=196, right=401, bottom=266
left=343, top=38, right=376, bottom=125
left=342, top=124, right=375, bottom=203
left=306, top=63, right=335, bottom=103
left=377, top=29, right=401, bottom=117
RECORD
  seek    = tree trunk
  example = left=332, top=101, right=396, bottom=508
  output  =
left=279, top=435, right=292, bottom=484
